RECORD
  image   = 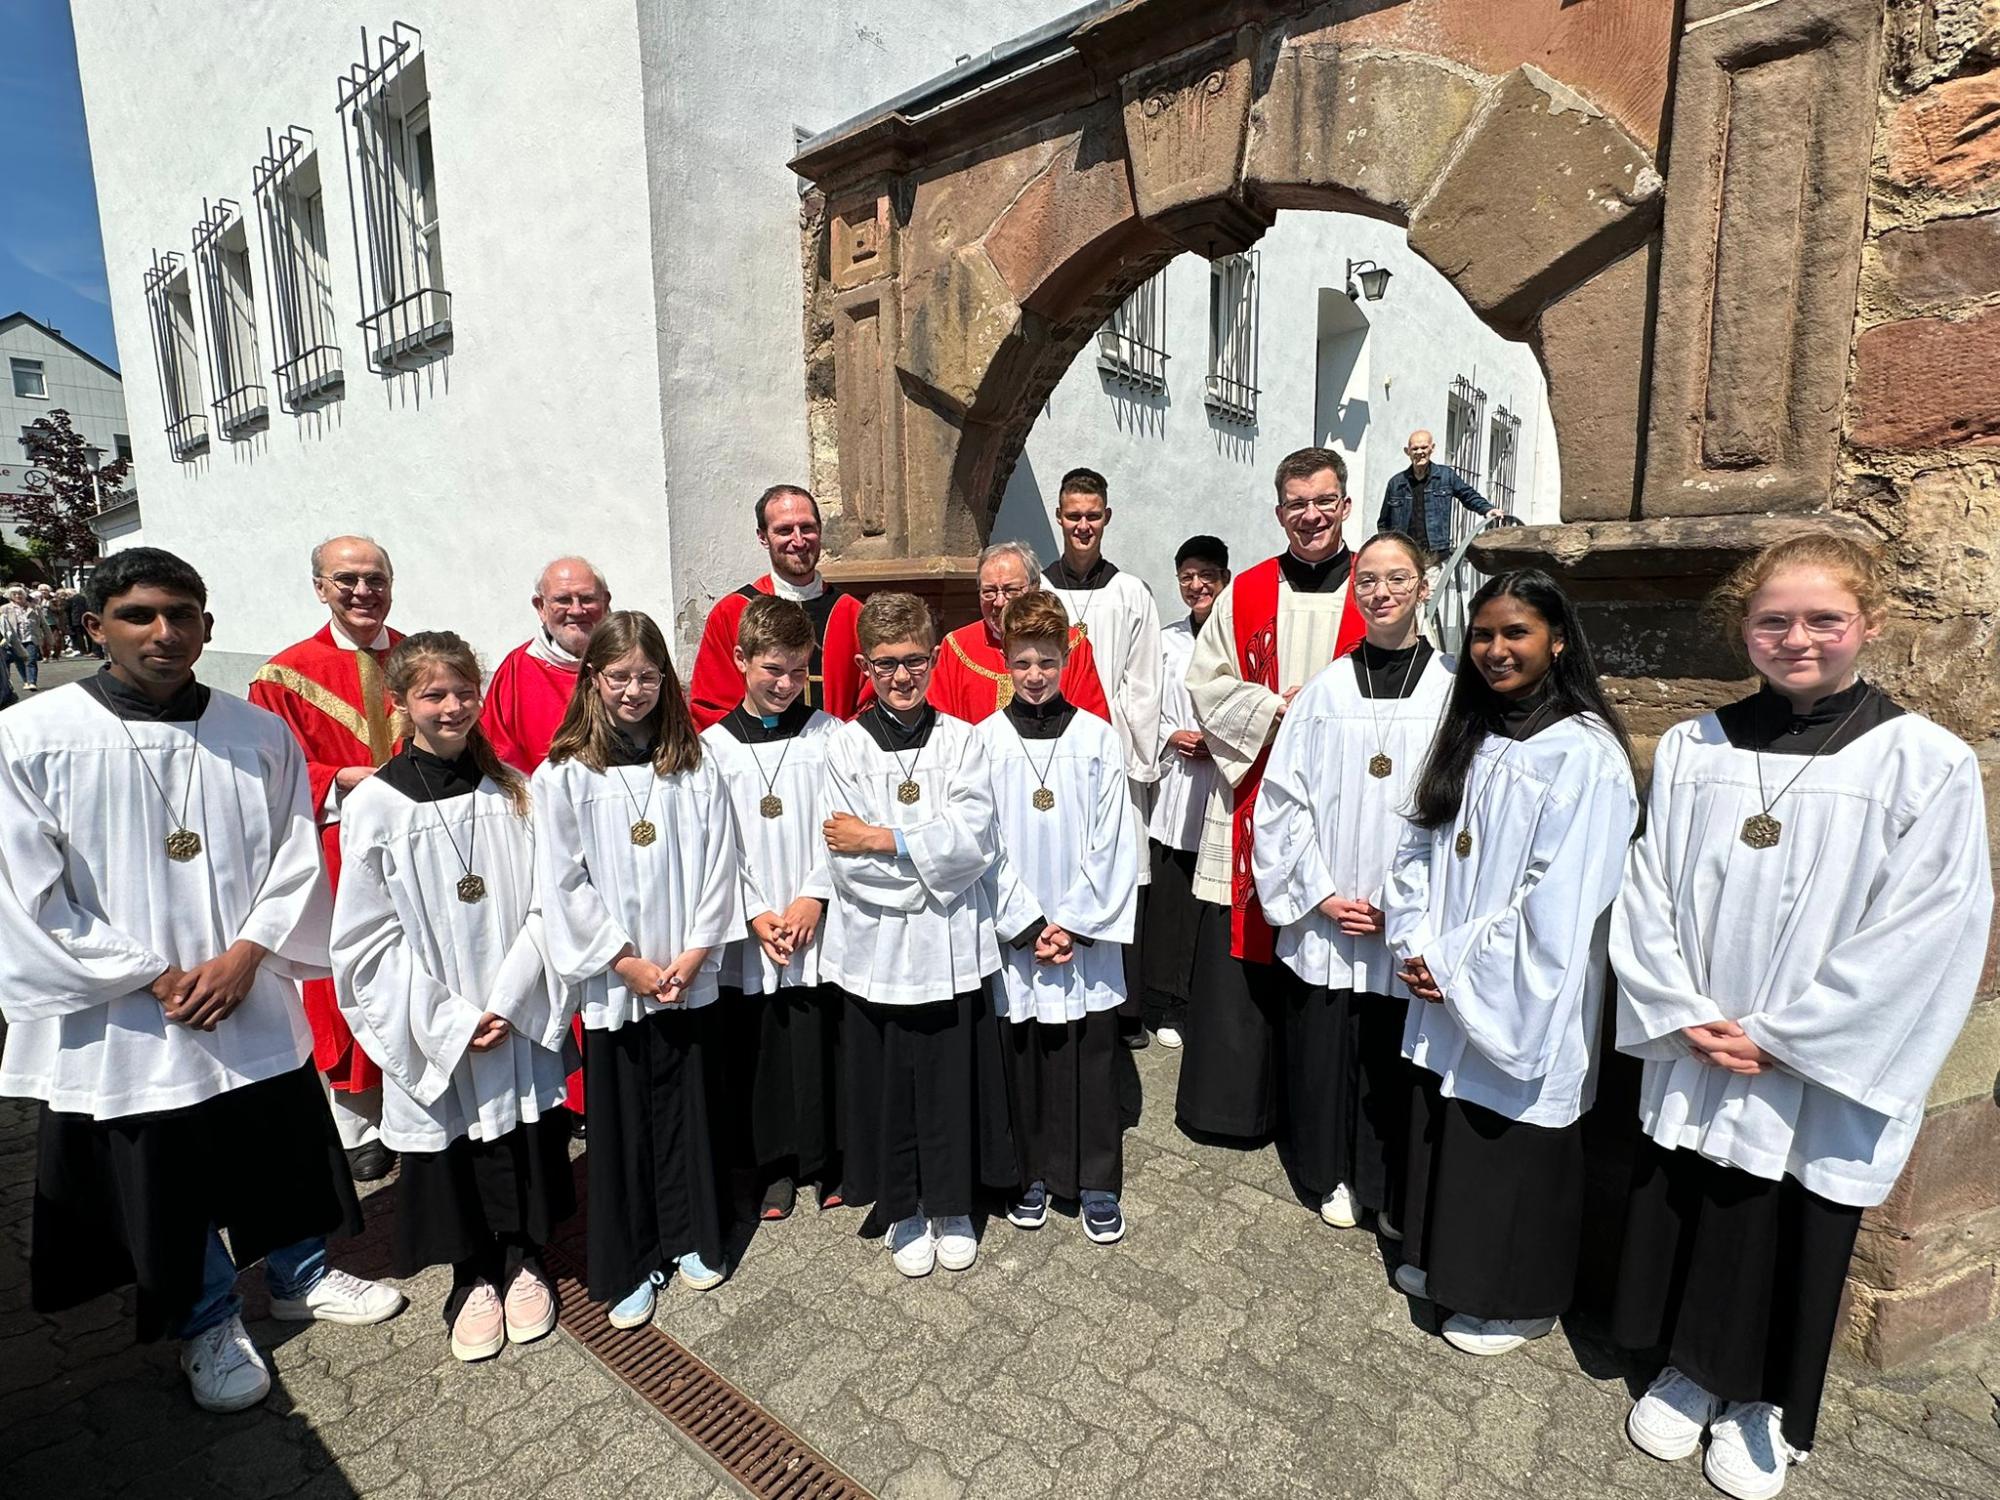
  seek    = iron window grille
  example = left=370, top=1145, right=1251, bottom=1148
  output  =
left=337, top=22, right=451, bottom=374
left=1096, top=273, right=1169, bottom=393
left=1205, top=252, right=1259, bottom=423
left=1444, top=374, right=1488, bottom=552
left=143, top=251, right=209, bottom=462
left=253, top=126, right=346, bottom=412
left=1487, top=406, right=1522, bottom=518
left=192, top=199, right=270, bottom=440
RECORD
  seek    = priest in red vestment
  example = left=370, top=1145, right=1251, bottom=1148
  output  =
left=931, top=540, right=1112, bottom=723
left=689, top=485, right=867, bottom=728
left=481, top=556, right=610, bottom=772
left=247, top=535, right=402, bottom=1179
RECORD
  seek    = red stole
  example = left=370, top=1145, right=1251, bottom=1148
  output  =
left=1228, top=558, right=1365, bottom=962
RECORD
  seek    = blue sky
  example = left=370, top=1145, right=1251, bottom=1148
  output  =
left=0, top=0, right=118, bottom=370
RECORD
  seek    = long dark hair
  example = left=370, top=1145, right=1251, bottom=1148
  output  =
left=1409, top=570, right=1631, bottom=829
left=546, top=611, right=702, bottom=777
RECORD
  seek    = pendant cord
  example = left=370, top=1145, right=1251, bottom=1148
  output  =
left=1752, top=695, right=1867, bottom=816
left=1359, top=639, right=1424, bottom=763
left=116, top=710, right=203, bottom=835
left=1460, top=699, right=1556, bottom=838
left=873, top=706, right=927, bottom=789
left=1009, top=721, right=1062, bottom=800
left=411, top=754, right=479, bottom=880
left=731, top=707, right=797, bottom=800
left=611, top=762, right=658, bottom=830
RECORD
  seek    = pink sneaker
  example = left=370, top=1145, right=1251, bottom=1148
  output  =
left=450, top=1282, right=506, bottom=1362
left=505, top=1267, right=558, bottom=1344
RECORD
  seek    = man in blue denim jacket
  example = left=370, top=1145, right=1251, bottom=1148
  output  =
left=1375, top=431, right=1492, bottom=554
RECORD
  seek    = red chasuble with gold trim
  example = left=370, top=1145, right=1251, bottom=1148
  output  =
left=480, top=642, right=577, bottom=773
left=1228, top=558, right=1365, bottom=962
left=930, top=621, right=1113, bottom=724
left=249, top=623, right=403, bottom=1092
left=688, top=577, right=868, bottom=730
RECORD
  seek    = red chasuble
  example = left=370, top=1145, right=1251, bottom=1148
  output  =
left=248, top=623, right=403, bottom=1092
left=480, top=641, right=578, bottom=773
left=1228, top=557, right=1366, bottom=962
left=931, top=620, right=1113, bottom=724
left=689, top=577, right=867, bottom=730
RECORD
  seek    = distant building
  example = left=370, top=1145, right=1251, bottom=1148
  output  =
left=0, top=312, right=141, bottom=568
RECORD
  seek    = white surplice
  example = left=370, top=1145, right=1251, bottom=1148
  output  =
left=531, top=754, right=744, bottom=1026
left=700, top=713, right=840, bottom=993
left=1254, top=651, right=1454, bottom=992
left=815, top=710, right=1011, bottom=1006
left=1611, top=712, right=1992, bottom=1207
left=331, top=776, right=572, bottom=1153
left=980, top=708, right=1139, bottom=1023
left=0, top=686, right=330, bottom=1119
left=1044, top=566, right=1163, bottom=790
left=1148, top=617, right=1218, bottom=854
left=1384, top=714, right=1638, bottom=1127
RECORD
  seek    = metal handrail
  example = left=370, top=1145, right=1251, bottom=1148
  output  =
left=1421, top=512, right=1521, bottom=652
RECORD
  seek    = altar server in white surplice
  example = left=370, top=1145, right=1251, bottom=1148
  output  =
left=532, top=611, right=743, bottom=1328
left=817, top=592, right=1019, bottom=1281
left=1607, top=534, right=1992, bottom=1499
left=1384, top=569, right=1636, bottom=1362
left=333, top=631, right=575, bottom=1367
left=979, top=591, right=1139, bottom=1247
left=700, top=595, right=845, bottom=1225
left=0, top=549, right=404, bottom=1417
left=1254, top=532, right=1453, bottom=1238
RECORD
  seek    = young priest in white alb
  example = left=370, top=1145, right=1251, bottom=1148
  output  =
left=1384, top=570, right=1637, bottom=1359
left=0, top=549, right=403, bottom=1415
left=817, top=592, right=1018, bottom=1278
left=1254, top=532, right=1453, bottom=1235
left=701, top=595, right=846, bottom=1223
left=980, top=591, right=1140, bottom=1245
left=1609, top=534, right=1992, bottom=1500
left=533, top=611, right=743, bottom=1329
left=332, top=632, right=575, bottom=1364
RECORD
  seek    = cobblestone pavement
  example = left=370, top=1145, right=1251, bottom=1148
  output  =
left=0, top=661, right=1995, bottom=1500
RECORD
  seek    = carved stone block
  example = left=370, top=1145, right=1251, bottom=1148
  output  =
left=830, top=286, right=902, bottom=546
left=1119, top=31, right=1269, bottom=256
left=1533, top=242, right=1654, bottom=521
left=830, top=193, right=895, bottom=292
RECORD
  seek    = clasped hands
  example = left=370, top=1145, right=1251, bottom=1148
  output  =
left=751, top=897, right=826, bottom=966
left=1681, top=1020, right=1774, bottom=1076
left=151, top=939, right=268, bottom=1031
left=1034, top=923, right=1075, bottom=966
left=612, top=944, right=705, bottom=1005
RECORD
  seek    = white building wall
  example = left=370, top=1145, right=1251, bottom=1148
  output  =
left=69, top=0, right=672, bottom=693
left=995, top=211, right=1561, bottom=611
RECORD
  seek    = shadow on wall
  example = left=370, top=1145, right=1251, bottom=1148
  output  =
left=1099, top=370, right=1168, bottom=439
left=994, top=452, right=1061, bottom=568
left=1316, top=287, right=1371, bottom=476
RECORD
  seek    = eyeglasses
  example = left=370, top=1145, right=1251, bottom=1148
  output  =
left=1176, top=569, right=1225, bottom=588
left=1354, top=571, right=1421, bottom=596
left=1277, top=496, right=1347, bottom=518
left=977, top=583, right=1032, bottom=603
left=317, top=571, right=391, bottom=594
left=1744, top=611, right=1860, bottom=644
left=599, top=670, right=664, bottom=691
left=865, top=653, right=934, bottom=679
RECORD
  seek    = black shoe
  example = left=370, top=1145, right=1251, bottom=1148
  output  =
left=346, top=1141, right=396, bottom=1182
left=760, top=1176, right=796, bottom=1222
left=1122, top=1028, right=1150, bottom=1050
left=569, top=1113, right=587, bottom=1141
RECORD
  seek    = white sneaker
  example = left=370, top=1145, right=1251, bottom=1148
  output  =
left=1704, top=1401, right=1798, bottom=1500
left=1153, top=1026, right=1183, bottom=1049
left=1319, top=1184, right=1358, bottom=1228
left=889, top=1215, right=935, bottom=1278
left=268, top=1267, right=406, bottom=1325
left=932, top=1215, right=978, bottom=1272
left=1627, top=1366, right=1721, bottom=1462
left=180, top=1314, right=271, bottom=1413
left=1393, top=1263, right=1430, bottom=1299
left=1441, top=1312, right=1557, bottom=1356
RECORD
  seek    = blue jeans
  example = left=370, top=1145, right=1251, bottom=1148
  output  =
left=175, top=1228, right=329, bottom=1339
left=2, top=639, right=36, bottom=688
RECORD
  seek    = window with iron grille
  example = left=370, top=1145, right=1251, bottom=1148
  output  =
left=1487, top=406, right=1521, bottom=517
left=1205, top=252, right=1259, bottom=423
left=254, top=127, right=345, bottom=412
left=1443, top=375, right=1487, bottom=551
left=143, top=251, right=209, bottom=463
left=337, top=23, right=451, bottom=374
left=192, top=199, right=270, bottom=440
left=1096, top=273, right=1169, bottom=394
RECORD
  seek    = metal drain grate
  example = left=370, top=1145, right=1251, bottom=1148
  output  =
left=543, top=1241, right=872, bottom=1499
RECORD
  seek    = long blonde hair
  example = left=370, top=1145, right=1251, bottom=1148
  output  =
left=383, top=632, right=530, bottom=815
left=546, top=611, right=703, bottom=776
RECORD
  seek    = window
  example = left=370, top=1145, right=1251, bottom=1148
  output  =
left=1487, top=407, right=1522, bottom=517
left=1205, top=252, right=1259, bottom=423
left=1096, top=273, right=1169, bottom=393
left=338, top=23, right=451, bottom=372
left=114, top=434, right=132, bottom=463
left=10, top=359, right=46, bottom=399
left=1443, top=375, right=1488, bottom=552
left=193, top=199, right=270, bottom=439
left=143, top=250, right=209, bottom=462
left=254, top=126, right=345, bottom=411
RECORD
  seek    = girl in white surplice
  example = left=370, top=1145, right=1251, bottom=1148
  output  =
left=1383, top=569, right=1638, bottom=1359
left=332, top=631, right=575, bottom=1364
left=1607, top=533, right=1990, bottom=1500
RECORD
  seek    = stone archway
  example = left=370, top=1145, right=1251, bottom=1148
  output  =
left=790, top=0, right=2000, bottom=1366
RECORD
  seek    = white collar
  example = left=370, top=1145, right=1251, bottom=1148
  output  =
left=528, top=628, right=582, bottom=669
left=333, top=623, right=391, bottom=652
left=769, top=570, right=824, bottom=603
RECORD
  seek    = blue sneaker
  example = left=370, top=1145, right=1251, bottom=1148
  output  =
left=1080, top=1193, right=1125, bottom=1245
left=608, top=1270, right=662, bottom=1329
left=1007, top=1181, right=1049, bottom=1230
left=676, top=1249, right=725, bottom=1291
